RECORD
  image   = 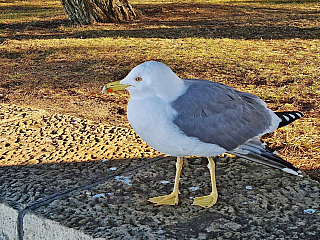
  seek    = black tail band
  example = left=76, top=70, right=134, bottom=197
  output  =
left=275, top=111, right=304, bottom=128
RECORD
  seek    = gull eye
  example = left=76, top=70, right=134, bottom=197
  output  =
left=135, top=77, right=142, bottom=82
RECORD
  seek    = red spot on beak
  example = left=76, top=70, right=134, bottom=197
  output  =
left=107, top=88, right=114, bottom=93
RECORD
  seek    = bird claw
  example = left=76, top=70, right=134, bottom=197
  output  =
left=148, top=192, right=179, bottom=206
left=192, top=193, right=218, bottom=208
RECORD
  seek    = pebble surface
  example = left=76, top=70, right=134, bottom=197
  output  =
left=0, top=103, right=319, bottom=239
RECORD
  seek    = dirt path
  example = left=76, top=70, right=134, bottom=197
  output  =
left=0, top=103, right=159, bottom=166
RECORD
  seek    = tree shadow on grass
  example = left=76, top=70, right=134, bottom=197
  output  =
left=75, top=25, right=320, bottom=40
left=1, top=3, right=320, bottom=41
left=237, top=0, right=320, bottom=4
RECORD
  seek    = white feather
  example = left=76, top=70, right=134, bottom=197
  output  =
left=289, top=114, right=296, bottom=119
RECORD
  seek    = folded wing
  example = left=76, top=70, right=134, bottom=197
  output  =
left=171, top=79, right=279, bottom=151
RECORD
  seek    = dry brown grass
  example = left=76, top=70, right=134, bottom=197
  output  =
left=0, top=0, right=319, bottom=179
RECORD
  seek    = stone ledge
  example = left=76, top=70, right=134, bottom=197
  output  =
left=0, top=203, right=103, bottom=240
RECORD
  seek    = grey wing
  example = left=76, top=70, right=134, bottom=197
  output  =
left=171, top=79, right=277, bottom=151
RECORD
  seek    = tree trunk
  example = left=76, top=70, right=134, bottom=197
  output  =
left=60, top=0, right=138, bottom=25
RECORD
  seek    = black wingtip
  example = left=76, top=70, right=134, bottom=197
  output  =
left=229, top=137, right=303, bottom=177
left=229, top=150, right=303, bottom=177
left=275, top=111, right=304, bottom=128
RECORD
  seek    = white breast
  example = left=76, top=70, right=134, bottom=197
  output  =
left=127, top=97, right=226, bottom=157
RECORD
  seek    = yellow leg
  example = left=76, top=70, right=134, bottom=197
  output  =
left=149, top=157, right=183, bottom=206
left=192, top=157, right=218, bottom=208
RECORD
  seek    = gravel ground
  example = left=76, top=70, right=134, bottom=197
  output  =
left=0, top=103, right=319, bottom=239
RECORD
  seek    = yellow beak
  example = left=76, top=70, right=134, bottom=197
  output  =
left=102, top=80, right=130, bottom=93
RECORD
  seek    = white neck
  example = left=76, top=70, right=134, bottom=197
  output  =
left=156, top=77, right=187, bottom=103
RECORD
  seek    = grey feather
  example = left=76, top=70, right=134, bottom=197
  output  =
left=171, top=79, right=275, bottom=151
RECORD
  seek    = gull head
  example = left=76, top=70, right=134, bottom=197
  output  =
left=103, top=61, right=186, bottom=102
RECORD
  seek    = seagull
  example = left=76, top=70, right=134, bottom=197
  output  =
left=102, top=61, right=303, bottom=208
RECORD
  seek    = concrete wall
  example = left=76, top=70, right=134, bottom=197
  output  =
left=0, top=203, right=103, bottom=240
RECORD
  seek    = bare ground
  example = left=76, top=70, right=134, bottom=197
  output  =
left=0, top=103, right=319, bottom=239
